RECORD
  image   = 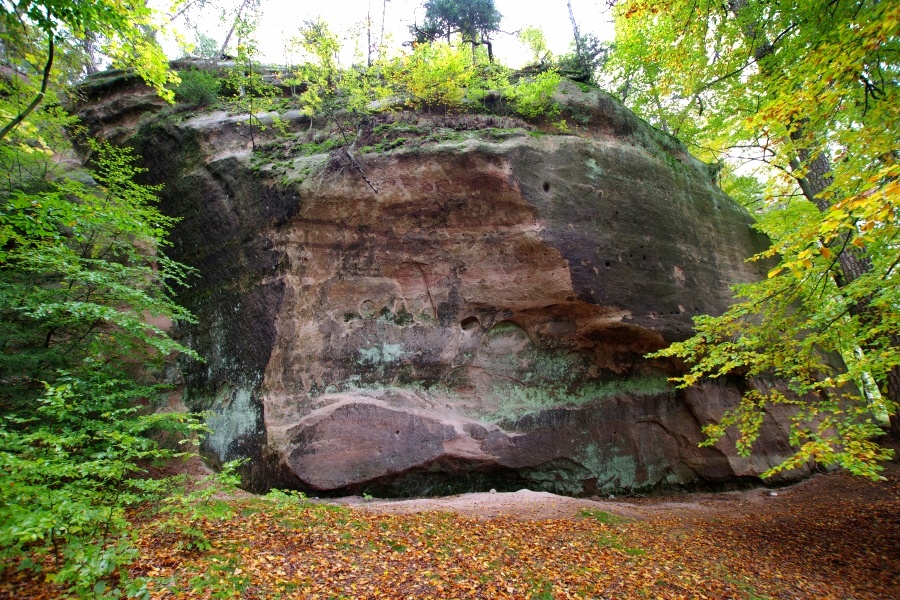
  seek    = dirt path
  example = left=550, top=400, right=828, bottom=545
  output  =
left=332, top=488, right=649, bottom=520
left=329, top=469, right=840, bottom=522
left=324, top=462, right=900, bottom=598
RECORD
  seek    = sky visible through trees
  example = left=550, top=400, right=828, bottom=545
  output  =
left=151, top=0, right=615, bottom=68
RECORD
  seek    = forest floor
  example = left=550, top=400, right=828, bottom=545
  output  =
left=3, top=457, right=899, bottom=599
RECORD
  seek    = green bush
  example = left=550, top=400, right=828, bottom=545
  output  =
left=175, top=68, right=220, bottom=106
left=511, top=71, right=561, bottom=119
left=392, top=42, right=475, bottom=112
left=0, top=375, right=200, bottom=598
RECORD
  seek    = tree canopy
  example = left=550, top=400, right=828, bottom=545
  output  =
left=607, top=0, right=900, bottom=477
left=412, top=0, right=502, bottom=62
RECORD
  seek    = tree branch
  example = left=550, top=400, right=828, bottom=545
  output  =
left=0, top=26, right=54, bottom=142
left=331, top=116, right=378, bottom=194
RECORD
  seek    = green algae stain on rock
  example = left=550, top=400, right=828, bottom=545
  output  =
left=585, top=157, right=604, bottom=179
left=577, top=443, right=638, bottom=491
left=358, top=343, right=408, bottom=366
left=481, top=374, right=673, bottom=424
left=205, top=386, right=260, bottom=461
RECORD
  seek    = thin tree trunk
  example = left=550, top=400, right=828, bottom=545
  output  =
left=216, top=0, right=253, bottom=65
left=379, top=0, right=390, bottom=60
left=567, top=0, right=587, bottom=79
left=367, top=0, right=372, bottom=68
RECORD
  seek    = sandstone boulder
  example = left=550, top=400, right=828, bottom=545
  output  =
left=78, top=75, right=808, bottom=495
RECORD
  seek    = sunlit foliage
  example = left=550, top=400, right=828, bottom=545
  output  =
left=607, top=0, right=900, bottom=476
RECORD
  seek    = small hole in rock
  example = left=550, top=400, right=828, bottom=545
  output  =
left=604, top=260, right=611, bottom=268
left=395, top=430, right=400, bottom=435
left=542, top=182, right=550, bottom=192
left=461, top=316, right=480, bottom=330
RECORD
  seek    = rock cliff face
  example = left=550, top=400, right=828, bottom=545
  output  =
left=78, top=75, right=807, bottom=495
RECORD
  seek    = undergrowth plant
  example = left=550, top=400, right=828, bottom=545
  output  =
left=175, top=68, right=220, bottom=106
left=0, top=139, right=204, bottom=597
left=392, top=42, right=476, bottom=112
left=156, top=459, right=247, bottom=552
left=510, top=71, right=562, bottom=119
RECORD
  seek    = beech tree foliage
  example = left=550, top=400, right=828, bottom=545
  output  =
left=0, top=0, right=178, bottom=143
left=0, top=1, right=212, bottom=595
left=0, top=135, right=205, bottom=595
left=607, top=0, right=900, bottom=477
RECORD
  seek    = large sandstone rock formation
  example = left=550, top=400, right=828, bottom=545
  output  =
left=78, top=74, right=806, bottom=495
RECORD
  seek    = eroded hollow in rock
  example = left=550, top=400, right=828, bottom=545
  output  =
left=460, top=316, right=480, bottom=331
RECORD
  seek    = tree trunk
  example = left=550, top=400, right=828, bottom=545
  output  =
left=379, top=0, right=390, bottom=60
left=791, top=145, right=900, bottom=438
left=216, top=0, right=254, bottom=65
left=367, top=0, right=372, bottom=68
left=82, top=31, right=99, bottom=75
left=567, top=0, right=587, bottom=79
left=889, top=364, right=900, bottom=437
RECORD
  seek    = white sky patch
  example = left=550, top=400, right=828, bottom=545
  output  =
left=152, top=0, right=614, bottom=68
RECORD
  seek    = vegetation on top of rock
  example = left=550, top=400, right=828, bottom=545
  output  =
left=168, top=41, right=565, bottom=124
left=174, top=68, right=221, bottom=106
